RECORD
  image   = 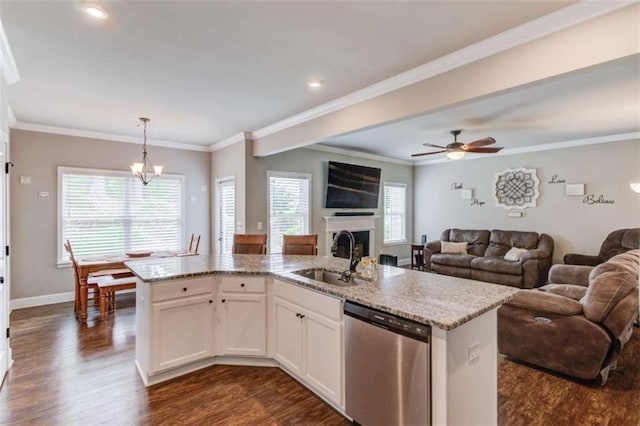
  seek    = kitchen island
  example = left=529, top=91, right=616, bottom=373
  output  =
left=127, top=254, right=518, bottom=425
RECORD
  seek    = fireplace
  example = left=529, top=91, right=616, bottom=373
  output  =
left=332, top=231, right=370, bottom=259
left=323, top=215, right=379, bottom=258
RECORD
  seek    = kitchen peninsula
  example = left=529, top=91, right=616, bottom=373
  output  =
left=127, top=254, right=518, bottom=425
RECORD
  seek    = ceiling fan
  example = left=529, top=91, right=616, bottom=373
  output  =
left=411, top=129, right=503, bottom=160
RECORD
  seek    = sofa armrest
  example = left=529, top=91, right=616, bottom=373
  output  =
left=426, top=240, right=441, bottom=253
left=563, top=253, right=602, bottom=266
left=548, top=264, right=593, bottom=287
left=506, top=291, right=583, bottom=316
left=539, top=284, right=587, bottom=301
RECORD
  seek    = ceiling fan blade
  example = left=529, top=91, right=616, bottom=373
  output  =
left=411, top=150, right=448, bottom=157
left=463, top=137, right=496, bottom=149
left=464, top=147, right=504, bottom=154
left=422, top=143, right=448, bottom=149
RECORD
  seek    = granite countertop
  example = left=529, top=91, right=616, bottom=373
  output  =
left=125, top=254, right=519, bottom=330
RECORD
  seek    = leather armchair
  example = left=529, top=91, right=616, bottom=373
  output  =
left=564, top=228, right=640, bottom=266
left=498, top=249, right=639, bottom=384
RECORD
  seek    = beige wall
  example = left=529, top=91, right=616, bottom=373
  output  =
left=245, top=145, right=414, bottom=261
left=414, top=140, right=640, bottom=263
left=10, top=129, right=211, bottom=300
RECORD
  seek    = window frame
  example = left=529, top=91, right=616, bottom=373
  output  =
left=383, top=181, right=407, bottom=246
left=57, top=166, right=186, bottom=267
left=267, top=170, right=312, bottom=254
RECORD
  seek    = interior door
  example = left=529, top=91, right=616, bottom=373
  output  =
left=214, top=177, right=235, bottom=254
left=0, top=139, right=8, bottom=383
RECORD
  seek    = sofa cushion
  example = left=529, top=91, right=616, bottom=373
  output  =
left=582, top=250, right=639, bottom=323
left=485, top=230, right=539, bottom=257
left=504, top=247, right=528, bottom=262
left=432, top=253, right=477, bottom=268
left=441, top=241, right=467, bottom=254
left=445, top=229, right=490, bottom=257
left=471, top=256, right=522, bottom=275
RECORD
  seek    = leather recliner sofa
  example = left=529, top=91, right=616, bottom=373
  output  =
left=564, top=228, right=640, bottom=266
left=424, top=229, right=554, bottom=288
left=498, top=250, right=639, bottom=384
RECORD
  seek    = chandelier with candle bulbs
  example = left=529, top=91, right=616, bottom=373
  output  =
left=130, top=117, right=163, bottom=185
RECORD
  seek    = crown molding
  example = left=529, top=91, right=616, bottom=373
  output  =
left=12, top=121, right=211, bottom=152
left=209, top=132, right=247, bottom=152
left=307, top=144, right=413, bottom=166
left=0, top=19, right=20, bottom=84
left=413, top=132, right=640, bottom=166
left=251, top=1, right=633, bottom=141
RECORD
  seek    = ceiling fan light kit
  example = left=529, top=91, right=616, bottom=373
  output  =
left=412, top=129, right=503, bottom=160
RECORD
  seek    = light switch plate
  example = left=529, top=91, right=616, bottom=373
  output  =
left=38, top=191, right=50, bottom=200
left=507, top=211, right=522, bottom=218
left=565, top=183, right=585, bottom=196
left=200, top=185, right=207, bottom=193
left=20, top=176, right=31, bottom=184
left=461, top=189, right=473, bottom=199
left=257, top=221, right=263, bottom=230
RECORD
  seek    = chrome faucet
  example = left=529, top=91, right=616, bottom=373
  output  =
left=331, top=230, right=361, bottom=281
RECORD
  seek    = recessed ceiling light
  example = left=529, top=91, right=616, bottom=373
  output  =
left=83, top=3, right=109, bottom=20
left=308, top=80, right=323, bottom=89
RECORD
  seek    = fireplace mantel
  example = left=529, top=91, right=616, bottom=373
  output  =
left=322, top=215, right=380, bottom=257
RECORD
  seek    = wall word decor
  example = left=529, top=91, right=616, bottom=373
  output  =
left=493, top=167, right=540, bottom=209
left=470, top=197, right=486, bottom=207
left=548, top=175, right=566, bottom=184
left=450, top=182, right=463, bottom=190
left=583, top=194, right=615, bottom=205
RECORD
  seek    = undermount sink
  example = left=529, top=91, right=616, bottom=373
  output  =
left=291, top=268, right=366, bottom=287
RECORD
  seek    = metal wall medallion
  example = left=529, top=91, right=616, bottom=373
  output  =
left=493, top=167, right=540, bottom=209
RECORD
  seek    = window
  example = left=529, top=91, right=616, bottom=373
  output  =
left=268, top=171, right=311, bottom=254
left=216, top=177, right=235, bottom=254
left=58, top=167, right=184, bottom=264
left=383, top=182, right=406, bottom=244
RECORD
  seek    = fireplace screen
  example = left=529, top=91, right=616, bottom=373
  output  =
left=333, top=231, right=369, bottom=259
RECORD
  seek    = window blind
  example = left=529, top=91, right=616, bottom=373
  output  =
left=384, top=183, right=406, bottom=244
left=268, top=172, right=311, bottom=254
left=217, top=178, right=235, bottom=254
left=59, top=168, right=183, bottom=262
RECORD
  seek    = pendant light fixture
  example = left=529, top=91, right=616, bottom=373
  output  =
left=130, top=117, right=163, bottom=185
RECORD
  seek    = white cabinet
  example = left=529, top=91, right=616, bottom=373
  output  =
left=274, top=297, right=304, bottom=374
left=150, top=294, right=215, bottom=373
left=217, top=277, right=267, bottom=357
left=273, top=280, right=344, bottom=407
left=144, top=277, right=216, bottom=375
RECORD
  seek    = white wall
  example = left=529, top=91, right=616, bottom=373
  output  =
left=414, top=140, right=640, bottom=263
left=10, top=129, right=211, bottom=301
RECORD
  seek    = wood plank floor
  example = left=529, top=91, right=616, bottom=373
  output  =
left=1, top=294, right=638, bottom=425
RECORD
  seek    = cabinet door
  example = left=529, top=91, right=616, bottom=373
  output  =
left=303, top=309, right=343, bottom=407
left=150, top=294, right=215, bottom=374
left=273, top=296, right=303, bottom=376
left=219, top=294, right=266, bottom=356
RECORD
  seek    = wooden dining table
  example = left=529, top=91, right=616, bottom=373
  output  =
left=75, top=250, right=195, bottom=323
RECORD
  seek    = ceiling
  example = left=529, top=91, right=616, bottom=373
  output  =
left=3, top=1, right=573, bottom=146
left=320, top=55, right=640, bottom=162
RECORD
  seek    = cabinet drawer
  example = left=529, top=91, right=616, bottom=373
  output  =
left=273, top=279, right=342, bottom=321
left=152, top=277, right=214, bottom=302
left=220, top=276, right=265, bottom=293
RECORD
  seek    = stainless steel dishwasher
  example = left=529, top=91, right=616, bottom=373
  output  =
left=344, top=301, right=431, bottom=426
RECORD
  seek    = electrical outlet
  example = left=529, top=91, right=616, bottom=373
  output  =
left=257, top=221, right=263, bottom=230
left=200, top=185, right=207, bottom=193
left=468, top=342, right=480, bottom=363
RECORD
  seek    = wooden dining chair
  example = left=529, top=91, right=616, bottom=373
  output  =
left=65, top=240, right=100, bottom=315
left=282, top=234, right=318, bottom=255
left=188, top=233, right=201, bottom=254
left=232, top=234, right=267, bottom=254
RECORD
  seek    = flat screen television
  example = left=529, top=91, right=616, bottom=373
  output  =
left=325, top=161, right=381, bottom=209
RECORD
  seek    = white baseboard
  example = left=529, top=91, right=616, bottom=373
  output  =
left=10, top=291, right=75, bottom=311
left=398, top=257, right=411, bottom=266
